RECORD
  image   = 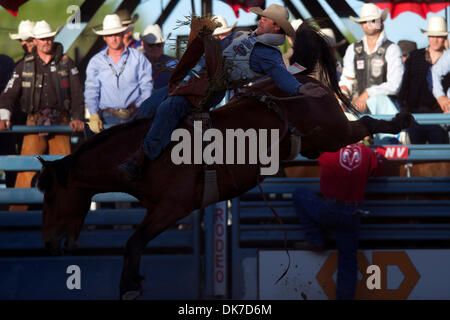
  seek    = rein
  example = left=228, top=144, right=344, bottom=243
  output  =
left=237, top=91, right=309, bottom=284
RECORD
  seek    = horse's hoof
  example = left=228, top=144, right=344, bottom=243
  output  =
left=395, top=112, right=416, bottom=129
left=121, top=290, right=143, bottom=300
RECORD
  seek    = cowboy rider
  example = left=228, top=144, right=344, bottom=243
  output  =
left=118, top=4, right=327, bottom=181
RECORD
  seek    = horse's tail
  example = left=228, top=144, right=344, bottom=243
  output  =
left=290, top=20, right=358, bottom=115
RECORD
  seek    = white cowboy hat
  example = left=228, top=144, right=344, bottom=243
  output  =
left=250, top=4, right=296, bottom=38
left=212, top=15, right=237, bottom=36
left=9, top=20, right=35, bottom=40
left=350, top=3, right=388, bottom=23
left=421, top=16, right=449, bottom=36
left=137, top=24, right=167, bottom=44
left=320, top=28, right=347, bottom=47
left=290, top=19, right=303, bottom=32
left=93, top=14, right=130, bottom=36
left=32, top=20, right=62, bottom=39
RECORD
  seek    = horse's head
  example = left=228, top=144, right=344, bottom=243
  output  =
left=37, top=156, right=90, bottom=255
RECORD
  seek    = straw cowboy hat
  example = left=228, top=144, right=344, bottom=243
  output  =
left=290, top=19, right=303, bottom=32
left=350, top=3, right=388, bottom=23
left=137, top=24, right=168, bottom=44
left=32, top=21, right=62, bottom=39
left=116, top=9, right=139, bottom=26
left=9, top=20, right=35, bottom=40
left=93, top=14, right=130, bottom=36
left=421, top=16, right=449, bottom=36
left=212, top=15, right=237, bottom=36
left=320, top=28, right=347, bottom=47
left=250, top=4, right=296, bottom=38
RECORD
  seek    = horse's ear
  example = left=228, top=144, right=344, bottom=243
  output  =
left=37, top=156, right=47, bottom=168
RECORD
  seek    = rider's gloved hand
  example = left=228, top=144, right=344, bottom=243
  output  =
left=298, top=82, right=328, bottom=98
left=88, top=114, right=103, bottom=133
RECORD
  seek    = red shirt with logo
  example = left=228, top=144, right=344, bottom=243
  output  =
left=318, top=143, right=384, bottom=202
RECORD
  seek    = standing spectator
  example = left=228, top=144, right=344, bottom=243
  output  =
left=339, top=3, right=403, bottom=144
left=400, top=17, right=449, bottom=144
left=0, top=21, right=85, bottom=211
left=283, top=18, right=303, bottom=67
left=140, top=24, right=177, bottom=90
left=9, top=20, right=36, bottom=58
left=212, top=15, right=236, bottom=40
left=116, top=9, right=142, bottom=50
left=397, top=40, right=417, bottom=63
left=321, top=28, right=346, bottom=79
left=85, top=14, right=153, bottom=133
left=0, top=54, right=16, bottom=196
left=292, top=113, right=384, bottom=300
left=430, top=18, right=450, bottom=115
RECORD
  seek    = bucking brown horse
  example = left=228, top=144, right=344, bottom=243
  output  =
left=36, top=22, right=415, bottom=299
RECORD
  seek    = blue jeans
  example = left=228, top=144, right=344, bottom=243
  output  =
left=142, top=95, right=192, bottom=160
left=139, top=86, right=226, bottom=160
left=133, top=86, right=169, bottom=120
left=408, top=124, right=449, bottom=144
left=292, top=188, right=360, bottom=300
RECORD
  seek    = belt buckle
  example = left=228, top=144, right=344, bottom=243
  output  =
left=115, top=108, right=131, bottom=120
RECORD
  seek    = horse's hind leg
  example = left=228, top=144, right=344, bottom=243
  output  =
left=119, top=202, right=190, bottom=300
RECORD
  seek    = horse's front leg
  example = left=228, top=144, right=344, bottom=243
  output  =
left=119, top=202, right=191, bottom=300
left=359, top=112, right=416, bottom=136
left=341, top=112, right=416, bottom=147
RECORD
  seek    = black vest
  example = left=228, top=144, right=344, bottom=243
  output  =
left=20, top=43, right=71, bottom=114
left=354, top=39, right=393, bottom=96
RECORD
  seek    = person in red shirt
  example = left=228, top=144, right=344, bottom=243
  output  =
left=293, top=113, right=384, bottom=300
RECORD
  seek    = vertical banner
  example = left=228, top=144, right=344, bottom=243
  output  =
left=213, top=201, right=227, bottom=296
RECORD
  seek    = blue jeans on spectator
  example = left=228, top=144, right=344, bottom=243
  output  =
left=292, top=188, right=360, bottom=300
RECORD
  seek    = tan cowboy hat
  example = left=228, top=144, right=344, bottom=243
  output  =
left=421, top=16, right=449, bottom=36
left=138, top=24, right=168, bottom=44
left=116, top=9, right=139, bottom=26
left=93, top=14, right=130, bottom=36
left=350, top=3, right=388, bottom=23
left=212, top=15, right=237, bottom=36
left=32, top=20, right=62, bottom=39
left=9, top=20, right=35, bottom=40
left=320, top=28, right=347, bottom=47
left=250, top=4, right=296, bottom=38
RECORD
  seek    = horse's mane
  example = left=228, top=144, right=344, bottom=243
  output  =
left=38, top=118, right=150, bottom=192
left=290, top=20, right=358, bottom=116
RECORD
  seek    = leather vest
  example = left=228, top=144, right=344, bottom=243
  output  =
left=222, top=31, right=284, bottom=88
left=20, top=43, right=71, bottom=114
left=354, top=39, right=393, bottom=95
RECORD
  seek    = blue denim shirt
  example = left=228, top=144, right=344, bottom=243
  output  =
left=84, top=46, right=153, bottom=115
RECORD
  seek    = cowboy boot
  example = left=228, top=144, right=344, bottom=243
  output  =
left=118, top=147, right=146, bottom=181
